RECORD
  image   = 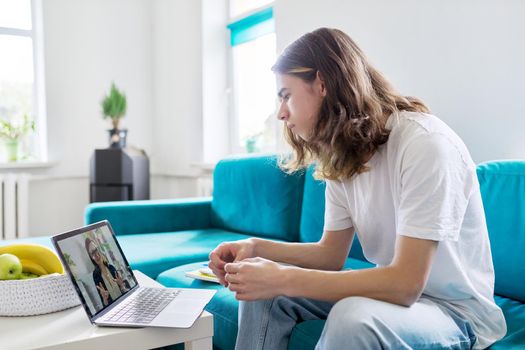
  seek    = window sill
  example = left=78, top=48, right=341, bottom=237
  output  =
left=191, top=162, right=216, bottom=172
left=0, top=161, right=57, bottom=170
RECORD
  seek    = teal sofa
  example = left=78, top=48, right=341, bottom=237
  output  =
left=2, top=156, right=523, bottom=349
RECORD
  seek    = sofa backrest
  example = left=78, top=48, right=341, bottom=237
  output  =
left=300, top=166, right=367, bottom=262
left=211, top=155, right=305, bottom=241
left=477, top=160, right=525, bottom=302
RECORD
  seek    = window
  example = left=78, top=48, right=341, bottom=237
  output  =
left=0, top=0, right=46, bottom=162
left=229, top=0, right=273, bottom=18
left=227, top=2, right=277, bottom=154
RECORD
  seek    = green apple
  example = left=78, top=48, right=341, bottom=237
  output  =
left=0, top=253, right=23, bottom=280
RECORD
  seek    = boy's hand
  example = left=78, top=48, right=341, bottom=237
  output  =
left=208, top=239, right=257, bottom=286
left=224, top=257, right=289, bottom=301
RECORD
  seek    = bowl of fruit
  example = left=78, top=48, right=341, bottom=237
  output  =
left=0, top=244, right=80, bottom=316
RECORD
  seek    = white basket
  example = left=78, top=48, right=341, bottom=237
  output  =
left=0, top=273, right=81, bottom=316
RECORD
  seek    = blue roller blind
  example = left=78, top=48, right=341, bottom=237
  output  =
left=227, top=7, right=274, bottom=46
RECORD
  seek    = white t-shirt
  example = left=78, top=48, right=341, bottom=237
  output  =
left=323, top=111, right=506, bottom=349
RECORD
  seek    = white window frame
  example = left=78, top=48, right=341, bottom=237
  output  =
left=0, top=0, right=48, bottom=163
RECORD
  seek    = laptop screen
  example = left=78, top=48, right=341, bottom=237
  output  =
left=52, top=221, right=138, bottom=319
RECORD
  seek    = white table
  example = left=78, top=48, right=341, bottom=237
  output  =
left=0, top=270, right=214, bottom=350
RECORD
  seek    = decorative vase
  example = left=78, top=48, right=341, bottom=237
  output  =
left=108, top=128, right=127, bottom=148
left=4, top=139, right=19, bottom=162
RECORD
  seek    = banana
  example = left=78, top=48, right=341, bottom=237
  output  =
left=0, top=244, right=64, bottom=275
left=19, top=258, right=48, bottom=276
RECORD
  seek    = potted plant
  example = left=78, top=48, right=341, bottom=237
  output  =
left=245, top=132, right=262, bottom=153
left=0, top=115, right=35, bottom=162
left=101, top=82, right=127, bottom=148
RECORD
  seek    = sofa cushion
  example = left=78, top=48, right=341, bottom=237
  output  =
left=211, top=155, right=305, bottom=241
left=116, top=229, right=254, bottom=279
left=300, top=166, right=368, bottom=262
left=477, top=160, right=525, bottom=302
left=490, top=295, right=525, bottom=349
left=156, top=257, right=373, bottom=350
left=289, top=320, right=325, bottom=350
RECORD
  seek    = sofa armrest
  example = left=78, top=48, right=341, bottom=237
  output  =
left=84, top=197, right=212, bottom=235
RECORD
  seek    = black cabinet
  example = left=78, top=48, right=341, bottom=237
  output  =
left=89, top=148, right=150, bottom=203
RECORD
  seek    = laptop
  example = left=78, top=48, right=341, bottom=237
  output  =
left=51, top=220, right=216, bottom=328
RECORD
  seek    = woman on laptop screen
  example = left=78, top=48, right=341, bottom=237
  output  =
left=85, top=237, right=128, bottom=306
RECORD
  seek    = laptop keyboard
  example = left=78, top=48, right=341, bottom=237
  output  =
left=104, top=287, right=181, bottom=324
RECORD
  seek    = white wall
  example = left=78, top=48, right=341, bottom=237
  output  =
left=152, top=0, right=204, bottom=176
left=274, top=0, right=525, bottom=163
left=202, top=0, right=231, bottom=165
left=19, top=0, right=156, bottom=236
left=43, top=0, right=154, bottom=177
left=29, top=176, right=88, bottom=236
left=18, top=0, right=204, bottom=237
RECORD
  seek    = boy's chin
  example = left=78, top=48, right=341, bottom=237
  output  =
left=297, top=132, right=312, bottom=142
left=289, top=128, right=312, bottom=142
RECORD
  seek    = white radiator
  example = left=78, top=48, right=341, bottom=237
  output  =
left=0, top=173, right=30, bottom=240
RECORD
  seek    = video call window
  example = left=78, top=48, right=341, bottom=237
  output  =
left=57, top=225, right=136, bottom=315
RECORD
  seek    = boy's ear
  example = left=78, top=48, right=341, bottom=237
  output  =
left=316, top=70, right=327, bottom=97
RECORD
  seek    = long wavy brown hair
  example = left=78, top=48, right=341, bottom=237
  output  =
left=272, top=28, right=430, bottom=180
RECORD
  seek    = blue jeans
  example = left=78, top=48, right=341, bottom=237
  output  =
left=235, top=295, right=476, bottom=349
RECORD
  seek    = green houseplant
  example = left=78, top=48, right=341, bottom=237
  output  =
left=101, top=83, right=127, bottom=148
left=0, top=115, right=35, bottom=162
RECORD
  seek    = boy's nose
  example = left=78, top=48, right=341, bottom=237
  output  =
left=277, top=105, right=289, bottom=121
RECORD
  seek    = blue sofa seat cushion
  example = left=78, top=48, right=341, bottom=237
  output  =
left=211, top=155, right=305, bottom=242
left=289, top=320, right=325, bottom=350
left=117, top=229, right=254, bottom=279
